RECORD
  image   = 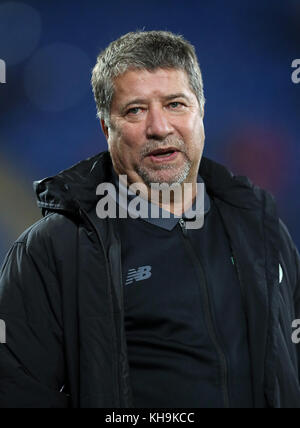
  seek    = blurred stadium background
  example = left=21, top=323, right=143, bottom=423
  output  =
left=0, top=0, right=299, bottom=262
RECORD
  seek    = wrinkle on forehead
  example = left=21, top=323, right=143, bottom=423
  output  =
left=111, top=68, right=197, bottom=110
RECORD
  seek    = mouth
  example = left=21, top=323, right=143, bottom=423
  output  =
left=146, top=147, right=180, bottom=158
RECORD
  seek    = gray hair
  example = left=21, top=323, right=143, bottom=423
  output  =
left=91, top=30, right=205, bottom=126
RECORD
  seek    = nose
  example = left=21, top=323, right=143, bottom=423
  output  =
left=146, top=105, right=173, bottom=140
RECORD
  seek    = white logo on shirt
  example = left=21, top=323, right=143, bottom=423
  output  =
left=279, top=263, right=283, bottom=284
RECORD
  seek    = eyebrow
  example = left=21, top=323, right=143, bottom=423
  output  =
left=120, top=93, right=192, bottom=112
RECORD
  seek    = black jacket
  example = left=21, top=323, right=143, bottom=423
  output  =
left=0, top=150, right=300, bottom=408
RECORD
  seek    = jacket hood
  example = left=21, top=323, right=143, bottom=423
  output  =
left=33, top=150, right=266, bottom=216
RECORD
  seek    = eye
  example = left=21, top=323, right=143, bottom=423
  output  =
left=168, top=102, right=185, bottom=109
left=127, top=107, right=142, bottom=115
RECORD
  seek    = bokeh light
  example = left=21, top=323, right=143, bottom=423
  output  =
left=23, top=43, right=92, bottom=111
left=0, top=1, right=41, bottom=66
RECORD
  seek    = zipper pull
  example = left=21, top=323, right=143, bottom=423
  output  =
left=179, top=218, right=187, bottom=236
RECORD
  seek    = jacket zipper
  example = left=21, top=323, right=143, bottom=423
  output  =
left=212, top=203, right=248, bottom=317
left=78, top=207, right=121, bottom=407
left=178, top=218, right=230, bottom=409
left=109, top=233, right=134, bottom=408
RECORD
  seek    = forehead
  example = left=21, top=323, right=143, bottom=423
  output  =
left=111, top=68, right=193, bottom=103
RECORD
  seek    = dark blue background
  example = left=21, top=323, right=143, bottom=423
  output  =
left=0, top=0, right=299, bottom=261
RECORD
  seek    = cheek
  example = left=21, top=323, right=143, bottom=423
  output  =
left=109, top=126, right=142, bottom=164
left=179, top=117, right=204, bottom=150
left=115, top=124, right=144, bottom=150
left=197, top=121, right=205, bottom=146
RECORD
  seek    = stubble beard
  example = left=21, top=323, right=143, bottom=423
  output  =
left=135, top=137, right=192, bottom=187
left=136, top=156, right=192, bottom=187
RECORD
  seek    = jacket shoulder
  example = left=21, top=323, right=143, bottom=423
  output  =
left=16, top=212, right=78, bottom=251
left=0, top=213, right=79, bottom=324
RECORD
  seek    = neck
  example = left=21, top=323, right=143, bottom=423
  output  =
left=115, top=169, right=199, bottom=216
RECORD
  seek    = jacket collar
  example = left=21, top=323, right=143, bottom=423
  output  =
left=33, top=150, right=262, bottom=216
left=110, top=166, right=211, bottom=231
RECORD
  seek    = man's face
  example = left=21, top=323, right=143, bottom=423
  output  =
left=102, top=68, right=205, bottom=188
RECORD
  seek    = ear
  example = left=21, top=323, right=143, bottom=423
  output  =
left=100, top=119, right=109, bottom=140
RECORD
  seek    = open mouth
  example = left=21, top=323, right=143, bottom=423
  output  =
left=148, top=148, right=179, bottom=158
left=146, top=148, right=180, bottom=163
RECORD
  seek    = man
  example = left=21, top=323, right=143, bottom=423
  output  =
left=0, top=30, right=300, bottom=408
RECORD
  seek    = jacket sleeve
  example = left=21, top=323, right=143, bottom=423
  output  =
left=291, top=237, right=300, bottom=311
left=0, top=223, right=69, bottom=408
left=279, top=220, right=300, bottom=374
left=279, top=220, right=300, bottom=310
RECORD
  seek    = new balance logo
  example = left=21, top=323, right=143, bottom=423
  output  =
left=125, top=265, right=152, bottom=285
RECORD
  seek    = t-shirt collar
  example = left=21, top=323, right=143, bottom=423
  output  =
left=111, top=167, right=211, bottom=231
